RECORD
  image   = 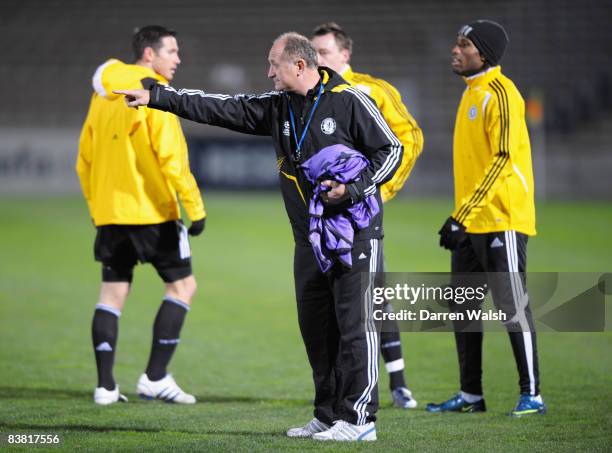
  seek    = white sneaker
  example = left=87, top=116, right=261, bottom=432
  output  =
left=94, top=386, right=128, bottom=405
left=391, top=387, right=418, bottom=409
left=312, top=420, right=377, bottom=442
left=136, top=373, right=196, bottom=404
left=286, top=418, right=330, bottom=438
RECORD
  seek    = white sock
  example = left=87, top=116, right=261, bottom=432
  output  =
left=532, top=394, right=543, bottom=403
left=460, top=391, right=483, bottom=403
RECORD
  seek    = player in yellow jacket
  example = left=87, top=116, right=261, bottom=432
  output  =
left=428, top=20, right=545, bottom=417
left=76, top=25, right=206, bottom=405
left=312, top=22, right=423, bottom=409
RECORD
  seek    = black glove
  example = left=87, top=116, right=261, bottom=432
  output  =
left=438, top=216, right=467, bottom=250
left=345, top=182, right=362, bottom=203
left=188, top=218, right=206, bottom=236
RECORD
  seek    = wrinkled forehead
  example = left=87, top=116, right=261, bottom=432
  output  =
left=268, top=40, right=287, bottom=62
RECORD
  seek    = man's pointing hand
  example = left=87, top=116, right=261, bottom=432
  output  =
left=114, top=89, right=150, bottom=107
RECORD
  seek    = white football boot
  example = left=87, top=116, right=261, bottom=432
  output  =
left=94, top=386, right=128, bottom=405
left=312, top=420, right=377, bottom=442
left=137, top=373, right=196, bottom=404
left=286, top=418, right=330, bottom=438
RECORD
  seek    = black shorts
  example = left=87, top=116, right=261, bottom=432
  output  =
left=94, top=221, right=192, bottom=283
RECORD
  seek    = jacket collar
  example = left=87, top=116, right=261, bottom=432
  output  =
left=290, top=67, right=346, bottom=100
left=464, top=65, right=501, bottom=88
left=316, top=66, right=347, bottom=92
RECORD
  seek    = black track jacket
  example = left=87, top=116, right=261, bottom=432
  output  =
left=149, top=68, right=403, bottom=245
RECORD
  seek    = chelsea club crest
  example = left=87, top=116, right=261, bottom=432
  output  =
left=468, top=105, right=478, bottom=120
left=320, top=117, right=336, bottom=135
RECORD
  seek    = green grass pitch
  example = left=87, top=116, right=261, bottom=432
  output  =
left=0, top=194, right=610, bottom=452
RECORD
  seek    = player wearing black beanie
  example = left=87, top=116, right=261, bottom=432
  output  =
left=458, top=19, right=509, bottom=66
left=428, top=20, right=546, bottom=418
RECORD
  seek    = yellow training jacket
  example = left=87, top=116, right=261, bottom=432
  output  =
left=76, top=59, right=205, bottom=226
left=452, top=66, right=535, bottom=235
left=341, top=66, right=423, bottom=202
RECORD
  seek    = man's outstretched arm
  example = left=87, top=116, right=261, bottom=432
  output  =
left=116, top=85, right=275, bottom=136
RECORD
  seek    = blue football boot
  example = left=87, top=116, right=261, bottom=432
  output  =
left=391, top=387, right=418, bottom=409
left=426, top=393, right=486, bottom=413
left=510, top=394, right=547, bottom=417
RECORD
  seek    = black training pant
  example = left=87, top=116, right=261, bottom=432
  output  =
left=294, top=239, right=383, bottom=425
left=451, top=230, right=540, bottom=396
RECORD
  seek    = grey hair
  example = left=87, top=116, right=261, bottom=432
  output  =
left=275, top=32, right=318, bottom=69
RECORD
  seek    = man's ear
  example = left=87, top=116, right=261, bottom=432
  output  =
left=341, top=49, right=351, bottom=64
left=296, top=59, right=306, bottom=74
left=142, top=46, right=156, bottom=63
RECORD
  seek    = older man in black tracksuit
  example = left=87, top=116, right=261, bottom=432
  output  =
left=117, top=32, right=402, bottom=442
